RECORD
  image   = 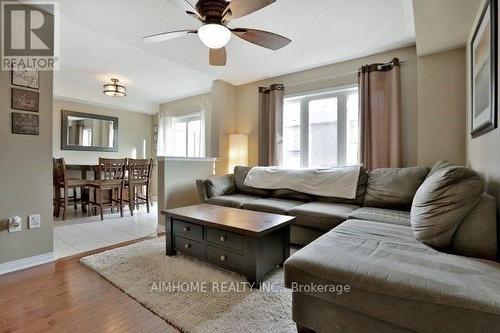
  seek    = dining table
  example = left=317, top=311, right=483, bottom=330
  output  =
left=64, top=163, right=148, bottom=215
left=65, top=164, right=98, bottom=180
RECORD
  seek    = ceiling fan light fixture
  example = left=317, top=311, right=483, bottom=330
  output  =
left=198, top=23, right=231, bottom=49
left=103, top=78, right=126, bottom=97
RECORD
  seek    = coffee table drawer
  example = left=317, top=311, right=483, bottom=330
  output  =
left=174, top=236, right=205, bottom=257
left=207, top=245, right=246, bottom=272
left=173, top=219, right=203, bottom=242
left=207, top=228, right=244, bottom=253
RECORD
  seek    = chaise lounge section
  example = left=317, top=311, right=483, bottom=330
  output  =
left=284, top=162, right=499, bottom=332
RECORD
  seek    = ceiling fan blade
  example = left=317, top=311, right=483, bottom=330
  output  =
left=232, top=28, right=291, bottom=50
left=223, top=0, right=275, bottom=20
left=167, top=0, right=205, bottom=21
left=143, top=29, right=197, bottom=44
left=209, top=47, right=227, bottom=66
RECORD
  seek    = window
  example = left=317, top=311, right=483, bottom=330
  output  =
left=172, top=114, right=202, bottom=158
left=283, top=87, right=359, bottom=168
left=82, top=128, right=92, bottom=147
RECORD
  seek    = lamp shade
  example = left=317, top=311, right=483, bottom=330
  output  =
left=228, top=134, right=248, bottom=173
left=198, top=24, right=231, bottom=49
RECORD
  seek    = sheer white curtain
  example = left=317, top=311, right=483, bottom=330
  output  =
left=157, top=111, right=173, bottom=156
left=200, top=108, right=206, bottom=157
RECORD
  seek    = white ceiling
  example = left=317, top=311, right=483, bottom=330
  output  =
left=413, top=0, right=482, bottom=56
left=55, top=0, right=416, bottom=113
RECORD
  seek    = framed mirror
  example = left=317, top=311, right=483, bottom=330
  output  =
left=61, top=110, right=118, bottom=152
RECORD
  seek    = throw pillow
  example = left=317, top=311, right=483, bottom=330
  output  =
left=411, top=166, right=484, bottom=249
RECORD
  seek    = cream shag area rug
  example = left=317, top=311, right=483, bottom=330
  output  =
left=80, top=237, right=295, bottom=333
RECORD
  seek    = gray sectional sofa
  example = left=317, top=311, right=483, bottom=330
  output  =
left=196, top=162, right=500, bottom=332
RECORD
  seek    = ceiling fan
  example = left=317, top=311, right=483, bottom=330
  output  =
left=143, top=0, right=291, bottom=66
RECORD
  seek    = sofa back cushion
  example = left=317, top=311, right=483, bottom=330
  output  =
left=206, top=174, right=236, bottom=198
left=363, top=167, right=429, bottom=210
left=234, top=166, right=271, bottom=197
left=452, top=193, right=497, bottom=260
left=411, top=166, right=484, bottom=249
left=427, top=160, right=455, bottom=178
left=317, top=166, right=368, bottom=205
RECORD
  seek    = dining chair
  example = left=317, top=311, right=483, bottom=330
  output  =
left=88, top=158, right=127, bottom=221
left=124, top=158, right=153, bottom=216
left=53, top=158, right=89, bottom=220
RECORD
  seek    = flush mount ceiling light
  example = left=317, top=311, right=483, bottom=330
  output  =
left=198, top=23, right=231, bottom=49
left=103, top=78, right=126, bottom=97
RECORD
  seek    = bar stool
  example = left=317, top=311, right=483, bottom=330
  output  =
left=124, top=158, right=153, bottom=216
left=88, top=158, right=127, bottom=221
left=53, top=158, right=89, bottom=220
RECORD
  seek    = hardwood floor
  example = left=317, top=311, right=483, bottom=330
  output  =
left=0, top=239, right=177, bottom=333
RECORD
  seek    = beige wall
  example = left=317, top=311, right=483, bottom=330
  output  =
left=0, top=70, right=54, bottom=264
left=211, top=80, right=237, bottom=175
left=466, top=0, right=500, bottom=220
left=157, top=158, right=215, bottom=226
left=417, top=48, right=466, bottom=166
left=53, top=98, right=153, bottom=164
left=235, top=46, right=418, bottom=167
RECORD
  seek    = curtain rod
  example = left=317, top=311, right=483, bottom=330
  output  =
left=286, top=59, right=407, bottom=88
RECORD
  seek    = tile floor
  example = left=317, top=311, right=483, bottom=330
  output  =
left=53, top=203, right=164, bottom=259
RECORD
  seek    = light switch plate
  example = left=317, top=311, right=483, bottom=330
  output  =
left=8, top=216, right=22, bottom=233
left=28, top=214, right=41, bottom=229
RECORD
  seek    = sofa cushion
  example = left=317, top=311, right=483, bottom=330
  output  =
left=206, top=174, right=235, bottom=198
left=242, top=198, right=305, bottom=215
left=234, top=166, right=271, bottom=197
left=272, top=189, right=314, bottom=202
left=363, top=167, right=429, bottom=210
left=411, top=166, right=484, bottom=249
left=289, top=202, right=359, bottom=231
left=284, top=220, right=500, bottom=331
left=453, top=193, right=497, bottom=260
left=206, top=194, right=260, bottom=208
left=316, top=166, right=368, bottom=205
left=427, top=160, right=455, bottom=177
left=290, top=224, right=323, bottom=246
left=348, top=207, right=410, bottom=226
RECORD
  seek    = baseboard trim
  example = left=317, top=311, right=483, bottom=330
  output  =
left=0, top=252, right=54, bottom=275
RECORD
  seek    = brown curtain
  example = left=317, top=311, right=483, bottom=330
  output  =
left=358, top=58, right=402, bottom=170
left=258, top=84, right=284, bottom=166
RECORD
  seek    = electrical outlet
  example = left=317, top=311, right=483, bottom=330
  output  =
left=28, top=214, right=41, bottom=229
left=8, top=216, right=22, bottom=233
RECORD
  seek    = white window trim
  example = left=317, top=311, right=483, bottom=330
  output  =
left=284, top=85, right=358, bottom=168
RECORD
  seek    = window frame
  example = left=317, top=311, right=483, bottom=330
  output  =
left=284, top=85, right=358, bottom=168
left=172, top=112, right=202, bottom=158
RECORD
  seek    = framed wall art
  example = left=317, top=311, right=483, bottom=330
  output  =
left=11, top=68, right=39, bottom=89
left=12, top=112, right=39, bottom=135
left=470, top=0, right=497, bottom=138
left=11, top=88, right=39, bottom=112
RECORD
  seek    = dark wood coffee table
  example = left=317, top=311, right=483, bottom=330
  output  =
left=161, top=204, right=295, bottom=286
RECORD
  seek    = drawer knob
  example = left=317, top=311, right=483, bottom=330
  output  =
left=220, top=235, right=226, bottom=242
left=184, top=243, right=191, bottom=249
left=183, top=227, right=190, bottom=232
left=220, top=255, right=227, bottom=261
